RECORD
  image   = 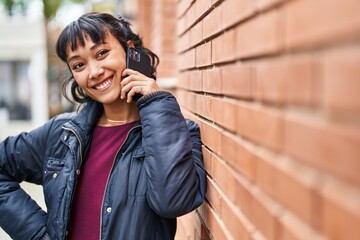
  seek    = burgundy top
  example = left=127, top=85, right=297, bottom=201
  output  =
left=67, top=121, right=136, bottom=240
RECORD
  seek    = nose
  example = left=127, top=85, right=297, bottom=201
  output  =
left=88, top=62, right=104, bottom=80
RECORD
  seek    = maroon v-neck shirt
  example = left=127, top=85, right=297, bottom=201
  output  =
left=67, top=122, right=136, bottom=240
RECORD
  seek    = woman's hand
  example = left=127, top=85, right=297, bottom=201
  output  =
left=121, top=68, right=160, bottom=103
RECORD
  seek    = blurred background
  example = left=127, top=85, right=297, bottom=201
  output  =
left=0, top=0, right=136, bottom=138
left=1, top=0, right=360, bottom=240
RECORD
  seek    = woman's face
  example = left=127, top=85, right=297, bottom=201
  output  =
left=66, top=32, right=126, bottom=104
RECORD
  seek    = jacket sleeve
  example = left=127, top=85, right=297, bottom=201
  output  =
left=137, top=91, right=207, bottom=218
left=0, top=121, right=53, bottom=239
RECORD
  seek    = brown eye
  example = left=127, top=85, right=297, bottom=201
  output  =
left=72, top=62, right=85, bottom=70
left=97, top=50, right=109, bottom=58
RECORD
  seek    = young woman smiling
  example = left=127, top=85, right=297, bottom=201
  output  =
left=0, top=12, right=206, bottom=240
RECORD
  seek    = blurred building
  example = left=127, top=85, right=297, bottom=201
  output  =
left=0, top=14, right=48, bottom=139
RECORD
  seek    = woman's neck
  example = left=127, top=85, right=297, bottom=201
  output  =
left=98, top=101, right=140, bottom=126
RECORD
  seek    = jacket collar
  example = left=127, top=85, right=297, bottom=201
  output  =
left=63, top=100, right=103, bottom=137
left=63, top=100, right=142, bottom=139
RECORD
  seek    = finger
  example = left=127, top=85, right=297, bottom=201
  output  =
left=120, top=81, right=145, bottom=99
left=126, top=86, right=144, bottom=103
left=122, top=68, right=144, bottom=79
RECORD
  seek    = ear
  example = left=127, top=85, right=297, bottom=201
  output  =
left=126, top=40, right=135, bottom=48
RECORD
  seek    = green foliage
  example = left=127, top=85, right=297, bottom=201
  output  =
left=42, top=0, right=62, bottom=20
left=1, top=0, right=26, bottom=15
left=43, top=0, right=87, bottom=21
left=1, top=0, right=14, bottom=8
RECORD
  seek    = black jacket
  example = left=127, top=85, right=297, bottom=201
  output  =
left=0, top=91, right=206, bottom=240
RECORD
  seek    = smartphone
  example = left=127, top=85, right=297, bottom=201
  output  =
left=126, top=47, right=152, bottom=77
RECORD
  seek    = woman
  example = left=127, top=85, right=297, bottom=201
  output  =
left=0, top=12, right=206, bottom=240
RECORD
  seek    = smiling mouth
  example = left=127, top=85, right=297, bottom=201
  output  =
left=94, top=78, right=112, bottom=91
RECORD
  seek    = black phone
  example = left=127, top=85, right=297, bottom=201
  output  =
left=126, top=47, right=152, bottom=77
left=125, top=47, right=152, bottom=101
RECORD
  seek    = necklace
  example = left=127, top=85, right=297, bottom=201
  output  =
left=103, top=113, right=127, bottom=125
left=105, top=118, right=127, bottom=124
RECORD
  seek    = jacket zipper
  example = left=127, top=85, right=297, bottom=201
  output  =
left=99, top=125, right=141, bottom=240
left=62, top=126, right=84, bottom=164
left=61, top=126, right=84, bottom=240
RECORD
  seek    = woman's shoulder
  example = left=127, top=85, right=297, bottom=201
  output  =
left=42, top=111, right=77, bottom=132
left=51, top=111, right=77, bottom=124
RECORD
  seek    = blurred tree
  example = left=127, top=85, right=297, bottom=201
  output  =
left=2, top=0, right=15, bottom=15
left=43, top=0, right=86, bottom=21
left=1, top=0, right=27, bottom=15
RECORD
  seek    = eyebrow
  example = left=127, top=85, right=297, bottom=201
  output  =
left=66, top=41, right=109, bottom=63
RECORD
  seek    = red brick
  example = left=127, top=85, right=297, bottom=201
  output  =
left=322, top=45, right=360, bottom=112
left=178, top=31, right=191, bottom=52
left=203, top=5, right=223, bottom=40
left=202, top=146, right=213, bottom=177
left=249, top=188, right=283, bottom=240
left=256, top=150, right=320, bottom=226
left=284, top=114, right=360, bottom=185
left=212, top=98, right=237, bottom=133
left=177, top=72, right=190, bottom=90
left=255, top=55, right=320, bottom=106
left=211, top=0, right=221, bottom=6
left=278, top=211, right=326, bottom=240
left=256, top=0, right=285, bottom=11
left=236, top=9, right=283, bottom=58
left=190, top=21, right=203, bottom=47
left=207, top=207, right=232, bottom=240
left=212, top=29, right=237, bottom=64
left=177, top=15, right=187, bottom=36
left=222, top=0, right=254, bottom=29
left=252, top=232, right=267, bottom=240
left=195, top=94, right=212, bottom=120
left=198, top=118, right=223, bottom=154
left=196, top=42, right=212, bottom=67
left=221, top=131, right=257, bottom=183
left=285, top=0, right=360, bottom=50
left=185, top=2, right=197, bottom=29
left=179, top=48, right=196, bottom=70
left=206, top=177, right=222, bottom=214
left=213, top=154, right=252, bottom=216
left=221, top=64, right=253, bottom=99
left=195, top=0, right=211, bottom=21
left=236, top=103, right=284, bottom=152
left=189, top=70, right=203, bottom=92
left=177, top=89, right=195, bottom=111
left=321, top=177, right=360, bottom=240
left=202, top=68, right=222, bottom=93
left=177, top=0, right=194, bottom=18
left=221, top=194, right=255, bottom=240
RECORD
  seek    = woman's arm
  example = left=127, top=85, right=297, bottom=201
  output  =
left=0, top=121, right=52, bottom=239
left=137, top=91, right=207, bottom=218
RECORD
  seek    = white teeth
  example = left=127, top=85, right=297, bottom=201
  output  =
left=94, top=79, right=111, bottom=90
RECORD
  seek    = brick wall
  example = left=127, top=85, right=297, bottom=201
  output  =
left=136, top=0, right=177, bottom=78
left=135, top=0, right=360, bottom=239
